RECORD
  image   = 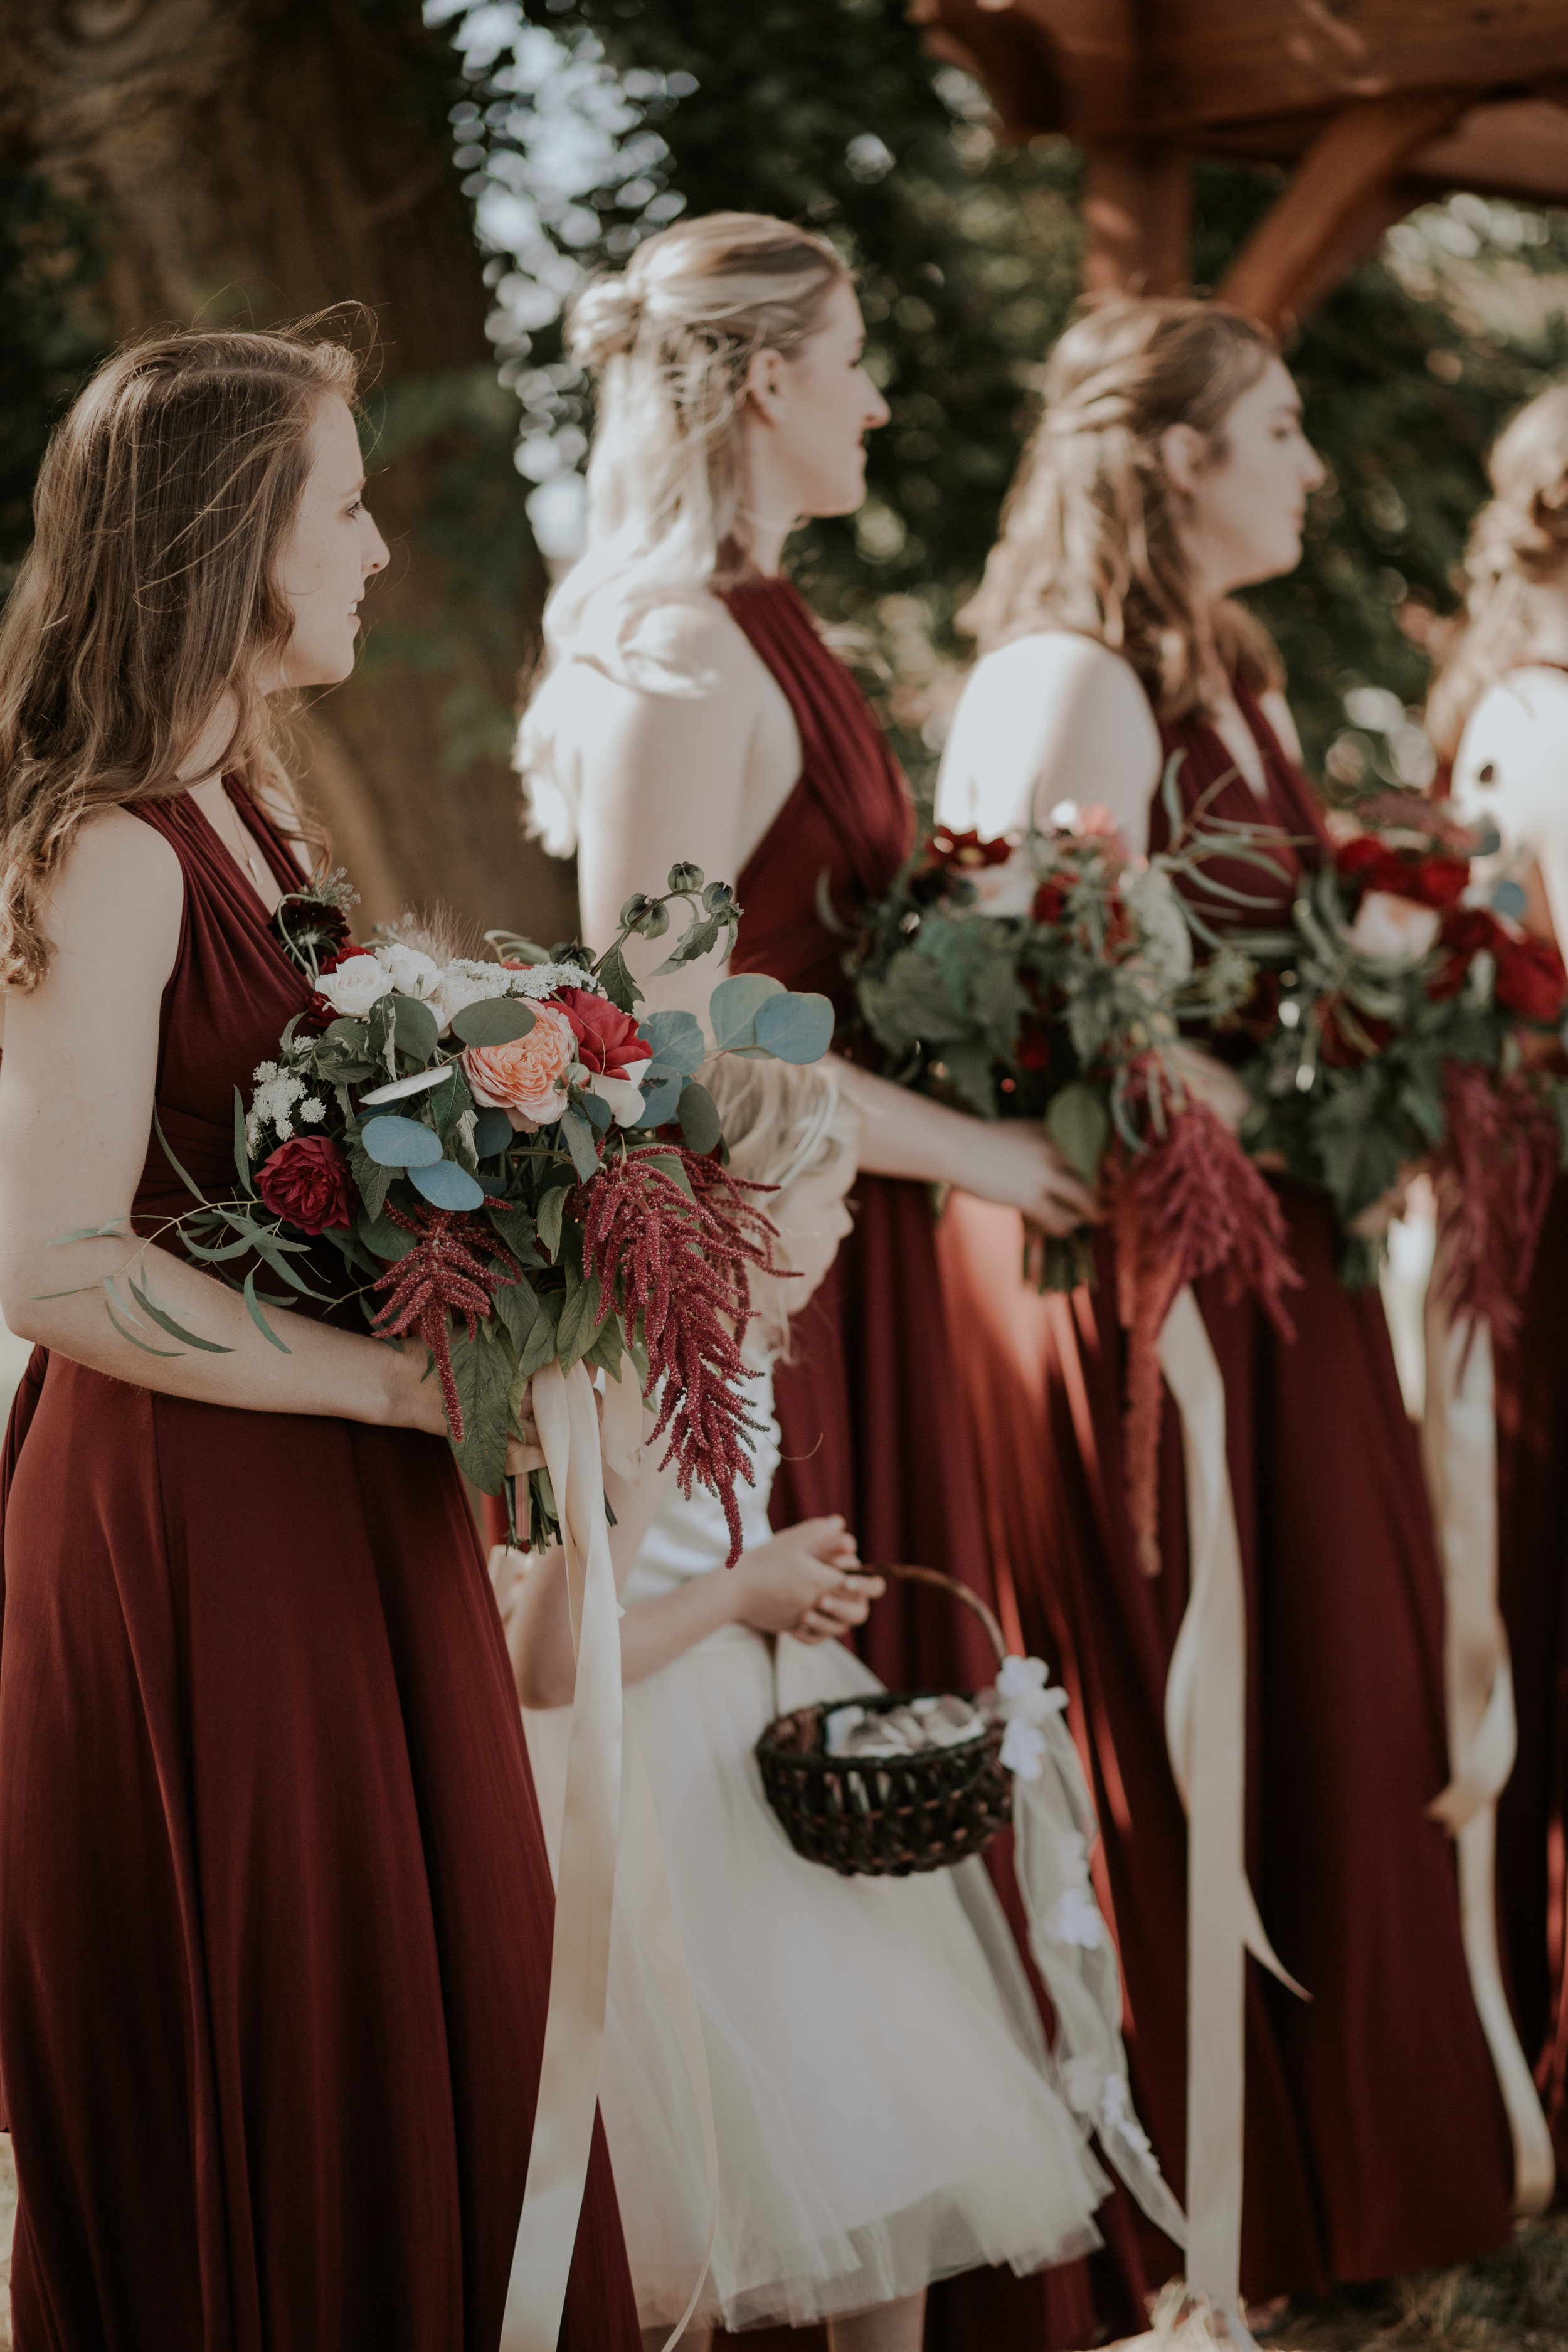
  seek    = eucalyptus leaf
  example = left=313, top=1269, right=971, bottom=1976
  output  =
left=409, top=1158, right=485, bottom=1212
left=677, top=1081, right=723, bottom=1155
left=581, top=1091, right=613, bottom=1134
left=103, top=1276, right=180, bottom=1358
left=472, top=1108, right=514, bottom=1158
left=393, top=994, right=440, bottom=1062
left=360, top=1114, right=444, bottom=1169
left=637, top=1073, right=684, bottom=1129
left=752, top=990, right=834, bottom=1066
left=709, top=971, right=783, bottom=1051
left=127, top=1272, right=235, bottom=1355
left=451, top=998, right=538, bottom=1048
left=637, top=1009, right=706, bottom=1076
left=231, top=1091, right=256, bottom=1196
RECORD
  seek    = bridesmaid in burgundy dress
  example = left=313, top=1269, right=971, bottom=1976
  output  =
left=1429, top=381, right=1568, bottom=2164
left=935, top=297, right=1515, bottom=2304
left=520, top=215, right=1144, bottom=2350
left=0, top=329, right=638, bottom=2348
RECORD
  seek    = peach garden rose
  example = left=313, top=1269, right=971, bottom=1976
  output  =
left=462, top=1002, right=577, bottom=1127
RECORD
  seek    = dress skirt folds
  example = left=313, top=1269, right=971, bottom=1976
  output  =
left=0, top=787, right=639, bottom=2350
left=723, top=579, right=1147, bottom=2351
left=937, top=686, right=1515, bottom=2301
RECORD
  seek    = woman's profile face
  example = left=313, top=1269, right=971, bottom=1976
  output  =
left=748, top=277, right=891, bottom=521
left=270, top=395, right=389, bottom=691
left=1182, top=357, right=1324, bottom=596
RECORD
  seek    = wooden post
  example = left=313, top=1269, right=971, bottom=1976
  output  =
left=1217, top=89, right=1471, bottom=331
left=1083, top=139, right=1192, bottom=297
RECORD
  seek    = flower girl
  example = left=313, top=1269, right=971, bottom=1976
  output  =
left=500, top=1057, right=1113, bottom=2351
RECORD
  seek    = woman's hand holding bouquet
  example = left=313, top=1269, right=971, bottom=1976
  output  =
left=63, top=863, right=832, bottom=1563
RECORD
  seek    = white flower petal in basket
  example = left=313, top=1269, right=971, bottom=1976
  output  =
left=360, top=1065, right=455, bottom=1106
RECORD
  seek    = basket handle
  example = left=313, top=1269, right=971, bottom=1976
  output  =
left=872, top=1563, right=1009, bottom=1673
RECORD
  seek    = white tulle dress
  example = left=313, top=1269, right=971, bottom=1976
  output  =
left=524, top=1372, right=1111, bottom=2335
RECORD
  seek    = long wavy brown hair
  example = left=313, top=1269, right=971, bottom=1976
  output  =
left=1426, top=383, right=1568, bottom=760
left=0, top=320, right=360, bottom=992
left=961, top=297, right=1285, bottom=718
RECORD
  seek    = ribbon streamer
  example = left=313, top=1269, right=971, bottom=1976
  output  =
left=501, top=1360, right=626, bottom=2351
left=1421, top=1283, right=1555, bottom=2215
left=1157, top=1285, right=1306, bottom=2323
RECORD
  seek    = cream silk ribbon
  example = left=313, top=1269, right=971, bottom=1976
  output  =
left=499, top=1360, right=718, bottom=2352
left=1157, top=1285, right=1306, bottom=2323
left=1420, top=1281, right=1555, bottom=2216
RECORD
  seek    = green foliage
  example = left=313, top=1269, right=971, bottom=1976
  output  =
left=0, top=171, right=109, bottom=601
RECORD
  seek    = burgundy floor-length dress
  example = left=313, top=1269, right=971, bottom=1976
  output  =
left=718, top=576, right=1147, bottom=2352
left=0, top=785, right=640, bottom=2351
left=938, top=682, right=1515, bottom=2303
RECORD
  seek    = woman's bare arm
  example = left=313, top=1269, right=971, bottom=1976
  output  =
left=0, top=809, right=442, bottom=1433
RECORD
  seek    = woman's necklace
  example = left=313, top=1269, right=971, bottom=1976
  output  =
left=209, top=786, right=271, bottom=894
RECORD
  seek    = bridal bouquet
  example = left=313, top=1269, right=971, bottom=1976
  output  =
left=1234, top=797, right=1568, bottom=1310
left=82, top=864, right=831, bottom=1559
left=850, top=787, right=1301, bottom=1571
left=849, top=790, right=1295, bottom=1307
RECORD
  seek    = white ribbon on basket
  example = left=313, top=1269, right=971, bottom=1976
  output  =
left=1157, top=1285, right=1308, bottom=2331
left=1420, top=1275, right=1555, bottom=2217
left=499, top=1359, right=718, bottom=2352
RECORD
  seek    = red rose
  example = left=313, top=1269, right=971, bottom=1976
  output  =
left=1337, top=835, right=1468, bottom=911
left=1495, top=935, right=1568, bottom=1026
left=553, top=985, right=647, bottom=1080
left=257, top=1136, right=356, bottom=1233
left=926, top=827, right=1013, bottom=873
left=1429, top=906, right=1503, bottom=1000
left=1032, top=881, right=1067, bottom=926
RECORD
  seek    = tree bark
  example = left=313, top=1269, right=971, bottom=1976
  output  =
left=0, top=0, right=577, bottom=941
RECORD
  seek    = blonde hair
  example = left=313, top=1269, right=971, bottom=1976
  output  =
left=960, top=297, right=1283, bottom=719
left=0, top=321, right=354, bottom=990
left=699, top=1054, right=859, bottom=1360
left=520, top=211, right=849, bottom=854
left=1426, top=384, right=1568, bottom=760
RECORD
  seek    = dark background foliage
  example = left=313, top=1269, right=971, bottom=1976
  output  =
left=4, top=0, right=1568, bottom=808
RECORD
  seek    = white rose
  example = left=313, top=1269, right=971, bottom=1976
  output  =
left=1348, top=889, right=1441, bottom=965
left=316, top=955, right=395, bottom=1017
left=374, top=941, right=442, bottom=998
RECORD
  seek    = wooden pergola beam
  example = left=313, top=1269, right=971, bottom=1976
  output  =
left=1082, top=141, right=1191, bottom=299
left=1216, top=88, right=1470, bottom=331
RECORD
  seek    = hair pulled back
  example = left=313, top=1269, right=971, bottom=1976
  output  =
left=0, top=320, right=359, bottom=990
left=1426, top=384, right=1568, bottom=760
left=961, top=297, right=1283, bottom=720
left=521, top=211, right=849, bottom=854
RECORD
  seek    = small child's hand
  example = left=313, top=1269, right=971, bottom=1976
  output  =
left=730, top=1516, right=885, bottom=1642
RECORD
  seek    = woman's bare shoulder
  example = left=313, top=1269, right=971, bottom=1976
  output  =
left=43, top=802, right=183, bottom=961
left=940, top=631, right=1161, bottom=835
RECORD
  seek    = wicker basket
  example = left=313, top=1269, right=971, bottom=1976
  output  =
left=755, top=1564, right=1012, bottom=1878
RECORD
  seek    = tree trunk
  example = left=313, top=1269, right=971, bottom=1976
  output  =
left=0, top=0, right=577, bottom=941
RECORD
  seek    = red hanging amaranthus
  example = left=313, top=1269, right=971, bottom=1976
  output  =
left=1432, top=1063, right=1561, bottom=1348
left=578, top=1144, right=783, bottom=1567
left=369, top=1199, right=521, bottom=1439
left=1112, top=1067, right=1300, bottom=1576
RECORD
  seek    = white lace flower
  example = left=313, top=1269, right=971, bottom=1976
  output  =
left=514, top=959, right=599, bottom=1000
left=252, top=1061, right=279, bottom=1083
left=300, top=1097, right=326, bottom=1123
left=1051, top=1885, right=1106, bottom=1949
